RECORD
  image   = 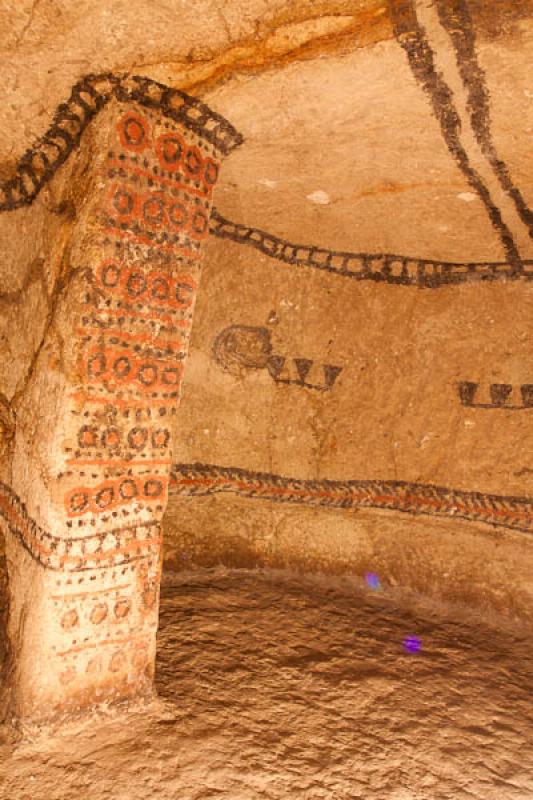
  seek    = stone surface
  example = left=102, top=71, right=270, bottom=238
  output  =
left=1, top=569, right=532, bottom=798
left=159, top=1, right=533, bottom=625
left=164, top=496, right=533, bottom=631
left=0, top=0, right=532, bottom=745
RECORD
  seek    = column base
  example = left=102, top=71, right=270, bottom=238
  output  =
left=4, top=533, right=161, bottom=724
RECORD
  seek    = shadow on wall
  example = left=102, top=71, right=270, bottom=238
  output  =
left=0, top=530, right=9, bottom=699
left=0, top=396, right=13, bottom=709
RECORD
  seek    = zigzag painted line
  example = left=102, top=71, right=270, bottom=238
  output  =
left=0, top=480, right=160, bottom=572
left=0, top=72, right=531, bottom=287
left=169, top=462, right=533, bottom=536
left=1, top=463, right=532, bottom=572
left=209, top=210, right=533, bottom=288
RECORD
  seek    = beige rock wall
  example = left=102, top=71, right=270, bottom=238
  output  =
left=0, top=2, right=532, bottom=703
left=163, top=2, right=533, bottom=626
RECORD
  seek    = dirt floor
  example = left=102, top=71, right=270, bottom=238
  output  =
left=0, top=568, right=532, bottom=799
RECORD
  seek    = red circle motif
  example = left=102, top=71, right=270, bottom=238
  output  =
left=118, top=113, right=150, bottom=152
left=204, top=158, right=219, bottom=186
left=155, top=133, right=185, bottom=172
left=183, top=146, right=203, bottom=178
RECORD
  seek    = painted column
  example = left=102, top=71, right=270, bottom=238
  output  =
left=2, top=84, right=240, bottom=722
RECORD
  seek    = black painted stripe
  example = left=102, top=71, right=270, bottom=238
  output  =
left=387, top=0, right=523, bottom=270
left=435, top=0, right=533, bottom=240
left=169, top=462, right=533, bottom=536
left=210, top=209, right=533, bottom=287
left=1, top=69, right=531, bottom=287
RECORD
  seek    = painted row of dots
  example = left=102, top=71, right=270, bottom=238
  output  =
left=60, top=597, right=132, bottom=630
left=59, top=646, right=150, bottom=685
left=56, top=559, right=154, bottom=586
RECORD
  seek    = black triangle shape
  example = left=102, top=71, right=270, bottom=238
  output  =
left=457, top=381, right=478, bottom=406
left=294, top=358, right=313, bottom=383
left=267, top=355, right=286, bottom=380
left=490, top=383, right=513, bottom=406
left=521, top=384, right=533, bottom=407
left=323, top=365, right=343, bottom=388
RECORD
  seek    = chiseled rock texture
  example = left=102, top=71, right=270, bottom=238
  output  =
left=1, top=570, right=532, bottom=799
left=0, top=0, right=532, bottom=738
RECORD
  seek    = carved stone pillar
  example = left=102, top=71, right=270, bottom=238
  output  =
left=1, top=79, right=240, bottom=722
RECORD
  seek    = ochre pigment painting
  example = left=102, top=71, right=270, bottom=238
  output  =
left=0, top=1, right=532, bottom=797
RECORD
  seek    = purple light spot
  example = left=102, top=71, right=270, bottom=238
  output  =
left=403, top=635, right=422, bottom=654
left=365, top=572, right=382, bottom=591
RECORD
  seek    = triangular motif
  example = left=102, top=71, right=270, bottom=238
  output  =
left=323, top=365, right=343, bottom=388
left=490, top=383, right=513, bottom=406
left=293, top=358, right=313, bottom=383
left=266, top=355, right=286, bottom=380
